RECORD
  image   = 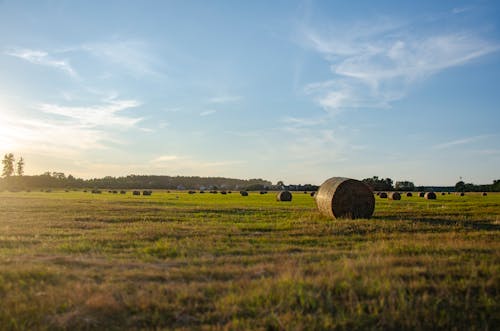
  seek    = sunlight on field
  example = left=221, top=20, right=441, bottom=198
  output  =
left=0, top=191, right=498, bottom=330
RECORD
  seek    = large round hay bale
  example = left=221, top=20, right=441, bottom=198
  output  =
left=419, top=192, right=425, bottom=198
left=388, top=192, right=401, bottom=200
left=315, top=177, right=374, bottom=219
left=406, top=192, right=413, bottom=197
left=425, top=192, right=437, bottom=200
left=379, top=192, right=388, bottom=198
left=276, top=190, right=292, bottom=201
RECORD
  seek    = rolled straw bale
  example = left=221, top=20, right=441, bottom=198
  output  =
left=419, top=192, right=425, bottom=197
left=388, top=192, right=401, bottom=200
left=133, top=190, right=140, bottom=196
left=310, top=192, right=316, bottom=197
left=276, top=190, right=292, bottom=202
left=482, top=192, right=488, bottom=196
left=406, top=192, right=413, bottom=197
left=425, top=192, right=437, bottom=200
left=315, top=177, right=374, bottom=219
left=379, top=192, right=388, bottom=198
left=240, top=191, right=249, bottom=196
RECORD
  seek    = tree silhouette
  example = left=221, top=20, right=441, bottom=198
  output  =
left=2, top=153, right=15, bottom=177
left=16, top=157, right=25, bottom=176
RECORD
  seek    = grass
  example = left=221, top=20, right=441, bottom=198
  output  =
left=0, top=190, right=498, bottom=330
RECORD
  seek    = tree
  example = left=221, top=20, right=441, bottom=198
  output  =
left=395, top=181, right=415, bottom=191
left=455, top=181, right=465, bottom=192
left=2, top=153, right=15, bottom=177
left=16, top=157, right=25, bottom=176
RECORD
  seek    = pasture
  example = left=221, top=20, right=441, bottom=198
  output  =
left=0, top=190, right=498, bottom=330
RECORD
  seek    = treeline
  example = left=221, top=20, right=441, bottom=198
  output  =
left=361, top=176, right=500, bottom=192
left=0, top=173, right=274, bottom=191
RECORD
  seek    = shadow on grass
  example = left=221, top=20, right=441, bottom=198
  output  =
left=374, top=216, right=500, bottom=231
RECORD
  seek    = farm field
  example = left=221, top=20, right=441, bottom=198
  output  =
left=0, top=191, right=499, bottom=330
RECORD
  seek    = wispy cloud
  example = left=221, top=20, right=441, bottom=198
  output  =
left=5, top=47, right=77, bottom=77
left=301, top=19, right=500, bottom=114
left=200, top=109, right=217, bottom=116
left=38, top=98, right=142, bottom=128
left=433, top=134, right=493, bottom=150
left=80, top=40, right=162, bottom=77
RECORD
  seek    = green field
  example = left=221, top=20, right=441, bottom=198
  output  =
left=0, top=191, right=498, bottom=330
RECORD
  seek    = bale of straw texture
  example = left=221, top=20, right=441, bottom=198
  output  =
left=406, top=192, right=413, bottom=197
left=419, top=192, right=425, bottom=197
left=315, top=177, right=375, bottom=219
left=482, top=192, right=488, bottom=196
left=425, top=192, right=437, bottom=200
left=276, top=190, right=292, bottom=201
left=388, top=192, right=401, bottom=200
left=379, top=192, right=388, bottom=198
left=240, top=191, right=249, bottom=196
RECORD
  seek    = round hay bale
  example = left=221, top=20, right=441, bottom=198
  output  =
left=133, top=190, right=140, bottom=196
left=406, top=192, right=413, bottom=197
left=379, top=192, right=388, bottom=198
left=419, top=192, right=425, bottom=198
left=441, top=192, right=446, bottom=195
left=120, top=190, right=126, bottom=194
left=220, top=191, right=227, bottom=195
left=388, top=192, right=401, bottom=200
left=456, top=192, right=465, bottom=196
left=240, top=191, right=249, bottom=196
left=276, top=190, right=292, bottom=202
left=188, top=190, right=196, bottom=194
left=310, top=192, right=316, bottom=197
left=425, top=192, right=437, bottom=200
left=315, top=177, right=375, bottom=219
left=482, top=192, right=488, bottom=196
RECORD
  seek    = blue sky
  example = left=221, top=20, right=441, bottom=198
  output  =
left=1, top=0, right=499, bottom=185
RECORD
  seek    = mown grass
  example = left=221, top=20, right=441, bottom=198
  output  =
left=0, top=190, right=498, bottom=330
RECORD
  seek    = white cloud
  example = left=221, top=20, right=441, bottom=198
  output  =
left=5, top=47, right=77, bottom=77
left=207, top=95, right=242, bottom=104
left=38, top=98, right=142, bottom=128
left=302, top=21, right=500, bottom=113
left=433, top=134, right=493, bottom=150
left=200, top=110, right=217, bottom=116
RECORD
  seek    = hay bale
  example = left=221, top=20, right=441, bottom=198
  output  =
left=388, top=192, right=401, bottom=200
left=120, top=190, right=126, bottom=194
left=419, top=192, right=425, bottom=198
left=310, top=192, right=316, bottom=197
left=425, top=192, right=437, bottom=200
left=406, top=192, right=413, bottom=197
left=441, top=192, right=446, bottom=195
left=188, top=190, right=196, bottom=194
left=133, top=190, right=140, bottom=196
left=315, top=177, right=374, bottom=219
left=240, top=191, right=249, bottom=196
left=379, top=192, right=388, bottom=198
left=142, top=190, right=152, bottom=196
left=482, top=192, right=488, bottom=196
left=276, top=190, right=292, bottom=201
left=220, top=191, right=227, bottom=195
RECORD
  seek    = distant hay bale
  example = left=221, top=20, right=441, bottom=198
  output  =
left=441, top=192, right=446, bottom=195
left=133, top=190, right=140, bottom=196
left=304, top=191, right=308, bottom=194
left=120, top=190, right=126, bottom=194
left=456, top=192, right=465, bottom=196
left=379, top=192, right=388, bottom=198
left=310, top=192, right=316, bottom=197
left=276, top=190, right=292, bottom=202
left=315, top=177, right=374, bottom=219
left=91, top=189, right=101, bottom=194
left=388, top=192, right=401, bottom=200
left=199, top=190, right=205, bottom=193
left=240, top=191, right=249, bottom=196
left=419, top=192, right=425, bottom=198
left=425, top=192, right=437, bottom=200
left=112, top=190, right=118, bottom=194
left=376, top=192, right=381, bottom=196
left=482, top=192, right=488, bottom=196
left=188, top=190, right=196, bottom=194
left=142, top=190, right=152, bottom=196
left=220, top=191, right=227, bottom=195
left=406, top=192, right=413, bottom=197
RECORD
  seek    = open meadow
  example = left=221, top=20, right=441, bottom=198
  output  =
left=0, top=190, right=499, bottom=330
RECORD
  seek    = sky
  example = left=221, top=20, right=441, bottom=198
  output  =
left=0, top=0, right=499, bottom=186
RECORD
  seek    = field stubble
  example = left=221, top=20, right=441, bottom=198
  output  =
left=0, top=191, right=498, bottom=330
